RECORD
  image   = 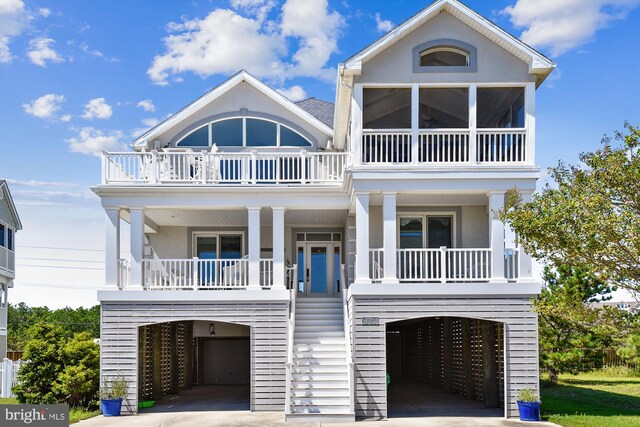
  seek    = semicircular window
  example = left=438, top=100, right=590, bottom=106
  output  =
left=176, top=117, right=312, bottom=147
left=420, top=46, right=469, bottom=67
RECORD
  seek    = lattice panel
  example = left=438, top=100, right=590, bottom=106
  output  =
left=138, top=325, right=153, bottom=400
left=472, top=319, right=485, bottom=401
left=177, top=322, right=186, bottom=390
left=497, top=323, right=504, bottom=407
left=160, top=323, right=172, bottom=395
left=451, top=318, right=464, bottom=395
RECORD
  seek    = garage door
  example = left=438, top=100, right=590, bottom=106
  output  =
left=202, top=338, right=250, bottom=385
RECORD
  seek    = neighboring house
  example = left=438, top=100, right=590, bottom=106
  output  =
left=94, top=0, right=554, bottom=421
left=591, top=301, right=640, bottom=315
left=0, top=180, right=22, bottom=359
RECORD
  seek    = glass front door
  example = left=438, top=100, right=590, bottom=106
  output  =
left=297, top=242, right=341, bottom=297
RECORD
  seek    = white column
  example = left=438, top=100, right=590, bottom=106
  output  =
left=247, top=207, right=261, bottom=290
left=525, top=82, right=536, bottom=165
left=518, top=191, right=534, bottom=280
left=352, top=84, right=363, bottom=166
left=469, top=83, right=477, bottom=164
left=354, top=192, right=371, bottom=285
left=129, top=208, right=145, bottom=289
left=411, top=84, right=420, bottom=164
left=272, top=207, right=286, bottom=290
left=105, top=208, right=120, bottom=289
left=488, top=192, right=506, bottom=283
left=382, top=193, right=399, bottom=284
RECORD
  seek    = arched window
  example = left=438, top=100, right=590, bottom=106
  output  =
left=420, top=46, right=469, bottom=67
left=177, top=117, right=313, bottom=147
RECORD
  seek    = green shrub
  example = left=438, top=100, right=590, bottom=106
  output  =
left=100, top=375, right=129, bottom=400
left=13, top=323, right=99, bottom=409
left=518, top=388, right=539, bottom=402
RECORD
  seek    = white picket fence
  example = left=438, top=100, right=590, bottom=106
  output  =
left=0, top=358, right=23, bottom=398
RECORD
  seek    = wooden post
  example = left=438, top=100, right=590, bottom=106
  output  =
left=152, top=324, right=163, bottom=400
left=184, top=321, right=193, bottom=389
left=462, top=318, right=474, bottom=399
left=482, top=322, right=499, bottom=407
left=170, top=322, right=179, bottom=394
left=430, top=319, right=443, bottom=387
left=442, top=318, right=454, bottom=393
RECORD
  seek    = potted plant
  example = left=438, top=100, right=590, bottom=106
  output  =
left=100, top=375, right=129, bottom=416
left=517, top=388, right=541, bottom=421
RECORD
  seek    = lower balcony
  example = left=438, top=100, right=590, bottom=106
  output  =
left=117, top=258, right=298, bottom=290
left=368, top=247, right=520, bottom=283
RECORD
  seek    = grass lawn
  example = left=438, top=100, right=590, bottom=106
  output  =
left=0, top=398, right=98, bottom=424
left=541, top=372, right=640, bottom=427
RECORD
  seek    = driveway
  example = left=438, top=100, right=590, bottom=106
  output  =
left=77, top=385, right=559, bottom=427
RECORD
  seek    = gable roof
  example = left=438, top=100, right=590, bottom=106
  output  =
left=343, top=0, right=555, bottom=81
left=132, top=70, right=334, bottom=148
left=0, top=180, right=23, bottom=230
left=295, top=98, right=335, bottom=128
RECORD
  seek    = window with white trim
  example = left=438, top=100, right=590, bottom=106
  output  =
left=399, top=215, right=454, bottom=249
left=0, top=223, right=14, bottom=251
left=177, top=117, right=312, bottom=147
left=420, top=46, right=469, bottom=67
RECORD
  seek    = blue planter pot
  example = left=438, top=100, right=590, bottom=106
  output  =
left=517, top=400, right=541, bottom=421
left=101, top=398, right=123, bottom=416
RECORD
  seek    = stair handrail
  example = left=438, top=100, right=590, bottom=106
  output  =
left=341, top=264, right=355, bottom=415
left=284, top=286, right=296, bottom=415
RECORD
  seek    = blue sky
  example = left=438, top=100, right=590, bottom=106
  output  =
left=1, top=0, right=639, bottom=307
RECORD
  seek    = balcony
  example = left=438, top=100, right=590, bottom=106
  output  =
left=0, top=246, right=14, bottom=276
left=117, top=257, right=298, bottom=290
left=101, top=150, right=350, bottom=186
left=361, top=128, right=527, bottom=165
left=369, top=247, right=519, bottom=283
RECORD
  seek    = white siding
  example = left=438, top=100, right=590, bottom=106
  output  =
left=100, top=301, right=288, bottom=413
left=350, top=296, right=538, bottom=419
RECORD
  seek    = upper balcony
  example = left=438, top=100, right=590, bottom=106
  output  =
left=354, top=85, right=535, bottom=168
left=0, top=223, right=15, bottom=278
left=101, top=149, right=350, bottom=186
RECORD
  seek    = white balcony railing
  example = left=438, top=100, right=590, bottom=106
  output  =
left=0, top=247, right=14, bottom=274
left=141, top=258, right=257, bottom=289
left=370, top=247, right=492, bottom=282
left=505, top=248, right=519, bottom=281
left=102, top=151, right=350, bottom=185
left=361, top=129, right=527, bottom=165
left=117, top=258, right=130, bottom=289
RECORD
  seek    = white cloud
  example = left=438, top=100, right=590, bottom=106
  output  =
left=503, top=0, right=640, bottom=56
left=27, top=37, right=64, bottom=66
left=147, top=0, right=343, bottom=85
left=0, top=0, right=32, bottom=63
left=141, top=117, right=160, bottom=127
left=38, top=7, right=50, bottom=18
left=66, top=127, right=125, bottom=155
left=79, top=42, right=118, bottom=62
left=137, top=99, right=156, bottom=112
left=281, top=0, right=344, bottom=80
left=148, top=8, right=286, bottom=85
left=81, top=97, right=113, bottom=120
left=131, top=117, right=161, bottom=139
left=277, top=85, right=307, bottom=101
left=22, top=93, right=65, bottom=119
left=375, top=13, right=393, bottom=33
left=60, top=114, right=71, bottom=122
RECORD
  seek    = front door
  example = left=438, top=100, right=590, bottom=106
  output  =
left=297, top=242, right=341, bottom=297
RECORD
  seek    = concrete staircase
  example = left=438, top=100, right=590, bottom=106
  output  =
left=286, top=297, right=354, bottom=422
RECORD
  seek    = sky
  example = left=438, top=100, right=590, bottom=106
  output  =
left=1, top=0, right=639, bottom=308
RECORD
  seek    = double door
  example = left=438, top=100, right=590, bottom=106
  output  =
left=297, top=242, right=341, bottom=297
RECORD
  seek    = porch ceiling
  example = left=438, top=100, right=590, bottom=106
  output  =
left=144, top=208, right=348, bottom=227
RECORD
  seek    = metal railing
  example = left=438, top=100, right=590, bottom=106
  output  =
left=102, top=150, right=350, bottom=185
left=370, top=247, right=493, bottom=283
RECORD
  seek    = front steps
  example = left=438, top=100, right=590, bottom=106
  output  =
left=286, top=298, right=355, bottom=423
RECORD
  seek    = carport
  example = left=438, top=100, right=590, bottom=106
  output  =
left=137, top=320, right=250, bottom=411
left=386, top=317, right=504, bottom=418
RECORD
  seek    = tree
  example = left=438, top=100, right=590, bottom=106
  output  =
left=13, top=324, right=100, bottom=408
left=501, top=124, right=640, bottom=293
left=536, top=265, right=629, bottom=382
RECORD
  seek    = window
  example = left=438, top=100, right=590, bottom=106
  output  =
left=7, top=228, right=13, bottom=251
left=0, top=224, right=4, bottom=247
left=363, top=88, right=411, bottom=129
left=399, top=214, right=454, bottom=249
left=194, top=233, right=244, bottom=259
left=419, top=88, right=469, bottom=129
left=177, top=117, right=312, bottom=147
left=420, top=47, right=469, bottom=67
left=477, top=87, right=525, bottom=128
